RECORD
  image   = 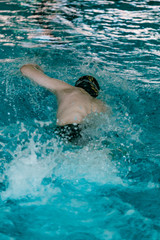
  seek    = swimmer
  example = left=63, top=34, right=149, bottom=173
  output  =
left=20, top=64, right=107, bottom=142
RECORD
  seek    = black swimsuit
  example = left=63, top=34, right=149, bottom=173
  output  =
left=55, top=124, right=82, bottom=143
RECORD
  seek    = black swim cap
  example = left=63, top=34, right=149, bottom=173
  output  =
left=75, top=75, right=100, bottom=98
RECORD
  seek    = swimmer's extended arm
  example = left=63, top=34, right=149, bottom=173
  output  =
left=20, top=64, right=71, bottom=94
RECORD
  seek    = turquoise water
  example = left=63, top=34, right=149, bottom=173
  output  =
left=0, top=0, right=160, bottom=239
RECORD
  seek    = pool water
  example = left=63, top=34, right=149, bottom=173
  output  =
left=0, top=0, right=160, bottom=239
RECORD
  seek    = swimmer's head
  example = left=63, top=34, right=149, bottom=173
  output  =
left=75, top=75, right=100, bottom=98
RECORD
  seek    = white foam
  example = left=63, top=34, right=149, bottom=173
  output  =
left=54, top=146, right=123, bottom=185
left=2, top=132, right=123, bottom=202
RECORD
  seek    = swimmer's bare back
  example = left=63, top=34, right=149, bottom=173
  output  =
left=20, top=64, right=107, bottom=126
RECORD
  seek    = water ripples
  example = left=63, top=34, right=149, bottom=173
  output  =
left=0, top=0, right=159, bottom=84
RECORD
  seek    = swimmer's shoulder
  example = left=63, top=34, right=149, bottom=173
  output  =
left=93, top=98, right=109, bottom=113
left=53, top=84, right=75, bottom=97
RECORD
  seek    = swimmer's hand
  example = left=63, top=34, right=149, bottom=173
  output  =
left=20, top=63, right=43, bottom=76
